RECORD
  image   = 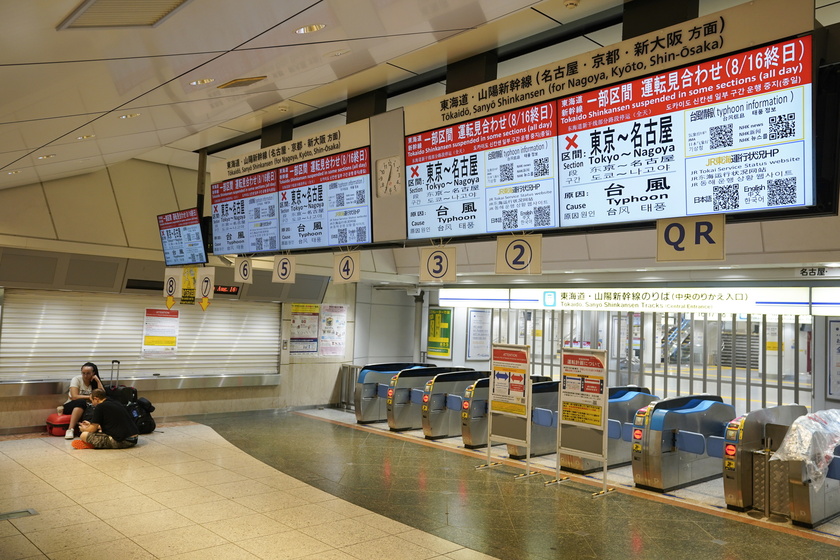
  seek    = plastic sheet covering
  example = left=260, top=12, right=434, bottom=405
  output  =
left=771, top=408, right=840, bottom=491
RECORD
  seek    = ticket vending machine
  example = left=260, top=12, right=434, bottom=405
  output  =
left=421, top=371, right=489, bottom=439
left=722, top=404, right=807, bottom=516
left=631, top=394, right=735, bottom=492
left=354, top=363, right=435, bottom=423
left=386, top=366, right=473, bottom=431
left=561, top=386, right=658, bottom=474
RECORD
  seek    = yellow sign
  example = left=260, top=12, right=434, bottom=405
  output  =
left=561, top=402, right=603, bottom=427
left=491, top=401, right=526, bottom=416
left=165, top=295, right=175, bottom=310
left=199, top=297, right=211, bottom=311
left=143, top=336, right=177, bottom=346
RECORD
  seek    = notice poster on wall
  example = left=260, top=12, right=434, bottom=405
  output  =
left=427, top=307, right=453, bottom=359
left=211, top=169, right=280, bottom=254
left=319, top=304, right=347, bottom=356
left=558, top=35, right=813, bottom=227
left=278, top=147, right=372, bottom=250
left=466, top=308, right=492, bottom=361
left=406, top=101, right=558, bottom=240
left=290, top=303, right=320, bottom=355
left=141, top=309, right=179, bottom=358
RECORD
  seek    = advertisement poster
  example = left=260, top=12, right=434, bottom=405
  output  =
left=141, top=309, right=179, bottom=358
left=319, top=304, right=347, bottom=356
left=290, top=303, right=320, bottom=355
left=466, top=308, right=492, bottom=360
left=427, top=307, right=453, bottom=359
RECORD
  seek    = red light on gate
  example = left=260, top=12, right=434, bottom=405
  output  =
left=725, top=444, right=737, bottom=457
left=422, top=394, right=429, bottom=403
left=463, top=401, right=470, bottom=410
left=387, top=389, right=394, bottom=397
left=633, top=429, right=643, bottom=440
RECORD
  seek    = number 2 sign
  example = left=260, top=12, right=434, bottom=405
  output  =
left=496, top=234, right=542, bottom=274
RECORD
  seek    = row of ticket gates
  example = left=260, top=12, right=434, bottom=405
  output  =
left=353, top=363, right=840, bottom=529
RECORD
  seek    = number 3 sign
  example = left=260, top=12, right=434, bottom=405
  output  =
left=420, top=246, right=457, bottom=283
left=496, top=234, right=542, bottom=275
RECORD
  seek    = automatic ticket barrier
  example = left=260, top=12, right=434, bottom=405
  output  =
left=788, top=446, right=840, bottom=528
left=460, top=376, right=551, bottom=449
left=354, top=363, right=435, bottom=423
left=421, top=371, right=489, bottom=440
left=722, top=404, right=807, bottom=516
left=386, top=366, right=473, bottom=431
left=508, top=381, right=560, bottom=460
left=631, top=394, right=735, bottom=492
left=561, top=386, right=658, bottom=474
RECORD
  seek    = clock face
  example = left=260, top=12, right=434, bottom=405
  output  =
left=376, top=156, right=402, bottom=197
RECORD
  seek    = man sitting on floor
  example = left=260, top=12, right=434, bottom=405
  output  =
left=79, top=389, right=139, bottom=449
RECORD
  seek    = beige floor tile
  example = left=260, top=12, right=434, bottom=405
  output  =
left=202, top=512, right=291, bottom=541
left=81, top=494, right=168, bottom=520
left=160, top=543, right=261, bottom=560
left=0, top=533, right=43, bottom=560
left=285, top=485, right=335, bottom=504
left=298, top=549, right=358, bottom=560
left=0, top=491, right=76, bottom=515
left=238, top=529, right=335, bottom=559
left=235, top=463, right=285, bottom=479
left=341, top=534, right=439, bottom=560
left=0, top=479, right=57, bottom=500
left=206, top=478, right=275, bottom=499
left=46, top=537, right=155, bottom=560
left=131, top=524, right=230, bottom=557
left=105, top=507, right=194, bottom=537
left=9, top=505, right=98, bottom=534
left=299, top=517, right=389, bottom=549
left=397, top=529, right=464, bottom=555
left=0, top=520, right=19, bottom=538
left=253, top=473, right=308, bottom=491
left=160, top=460, right=225, bottom=476
left=22, top=521, right=124, bottom=554
left=126, top=473, right=197, bottom=495
left=146, top=485, right=225, bottom=508
left=355, top=512, right=413, bottom=535
left=181, top=467, right=249, bottom=486
left=233, top=490, right=310, bottom=513
left=442, top=549, right=500, bottom=560
left=61, top=481, right=140, bottom=505
left=129, top=448, right=197, bottom=466
left=174, top=498, right=256, bottom=524
left=264, top=503, right=348, bottom=529
left=106, top=464, right=172, bottom=484
left=317, top=498, right=372, bottom=518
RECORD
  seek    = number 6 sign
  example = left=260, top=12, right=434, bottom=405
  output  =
left=496, top=234, right=542, bottom=274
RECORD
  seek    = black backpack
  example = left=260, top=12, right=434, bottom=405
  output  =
left=126, top=401, right=156, bottom=434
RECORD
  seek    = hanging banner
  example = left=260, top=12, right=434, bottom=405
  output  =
left=290, top=303, right=320, bottom=355
left=180, top=266, right=197, bottom=305
left=319, top=304, right=348, bottom=356
left=427, top=307, right=453, bottom=359
left=141, top=309, right=179, bottom=358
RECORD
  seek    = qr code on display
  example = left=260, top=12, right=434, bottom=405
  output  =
left=709, top=123, right=733, bottom=150
left=534, top=205, right=551, bottom=227
left=500, top=163, right=514, bottom=182
left=502, top=209, right=518, bottom=229
left=713, top=184, right=739, bottom=211
left=533, top=157, right=549, bottom=177
left=769, top=113, right=796, bottom=140
left=337, top=229, right=347, bottom=244
left=335, top=193, right=345, bottom=207
left=767, top=177, right=797, bottom=206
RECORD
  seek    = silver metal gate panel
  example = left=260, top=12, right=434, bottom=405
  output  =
left=752, top=452, right=791, bottom=516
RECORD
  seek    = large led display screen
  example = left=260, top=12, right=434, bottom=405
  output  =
left=559, top=35, right=813, bottom=227
left=278, top=147, right=371, bottom=250
left=157, top=208, right=207, bottom=266
left=405, top=101, right=558, bottom=239
left=211, top=169, right=280, bottom=255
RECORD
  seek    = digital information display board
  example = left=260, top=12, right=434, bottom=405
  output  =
left=405, top=35, right=812, bottom=239
left=157, top=208, right=207, bottom=266
left=211, top=169, right=279, bottom=254
left=278, top=147, right=371, bottom=250
left=559, top=35, right=812, bottom=227
left=406, top=102, right=558, bottom=240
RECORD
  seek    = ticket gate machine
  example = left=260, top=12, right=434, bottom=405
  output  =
left=788, top=446, right=840, bottom=528
left=722, top=404, right=807, bottom=515
left=508, top=381, right=560, bottom=460
left=631, top=394, right=735, bottom=492
left=354, top=363, right=436, bottom=423
left=561, top=386, right=658, bottom=474
left=460, top=376, right=551, bottom=449
left=386, top=366, right=473, bottom=431
left=421, top=371, right=489, bottom=439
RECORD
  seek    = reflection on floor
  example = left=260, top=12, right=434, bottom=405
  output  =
left=299, top=407, right=840, bottom=542
left=0, top=422, right=498, bottom=560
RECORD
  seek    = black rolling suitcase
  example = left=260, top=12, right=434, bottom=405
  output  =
left=104, top=359, right=137, bottom=404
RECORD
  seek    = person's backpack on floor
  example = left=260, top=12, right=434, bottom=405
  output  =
left=126, top=397, right=156, bottom=434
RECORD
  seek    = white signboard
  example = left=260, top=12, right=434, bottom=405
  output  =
left=141, top=309, right=179, bottom=358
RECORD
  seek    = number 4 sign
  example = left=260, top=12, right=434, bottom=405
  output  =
left=333, top=251, right=361, bottom=284
left=496, top=234, right=542, bottom=274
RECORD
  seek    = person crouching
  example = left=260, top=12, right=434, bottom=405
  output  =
left=79, top=389, right=139, bottom=449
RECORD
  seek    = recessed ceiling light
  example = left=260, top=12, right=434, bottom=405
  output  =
left=277, top=105, right=290, bottom=113
left=295, top=23, right=325, bottom=34
left=119, top=113, right=141, bottom=119
left=189, top=78, right=214, bottom=86
left=37, top=154, right=56, bottom=160
left=325, top=49, right=351, bottom=58
left=7, top=170, right=21, bottom=175
left=77, top=134, right=95, bottom=140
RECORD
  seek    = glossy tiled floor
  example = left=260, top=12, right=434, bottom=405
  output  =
left=0, top=421, right=496, bottom=560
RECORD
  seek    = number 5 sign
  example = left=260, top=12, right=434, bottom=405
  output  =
left=420, top=246, right=457, bottom=283
left=496, top=234, right=542, bottom=274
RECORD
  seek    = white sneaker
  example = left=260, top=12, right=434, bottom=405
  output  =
left=65, top=429, right=74, bottom=440
left=57, top=406, right=64, bottom=414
